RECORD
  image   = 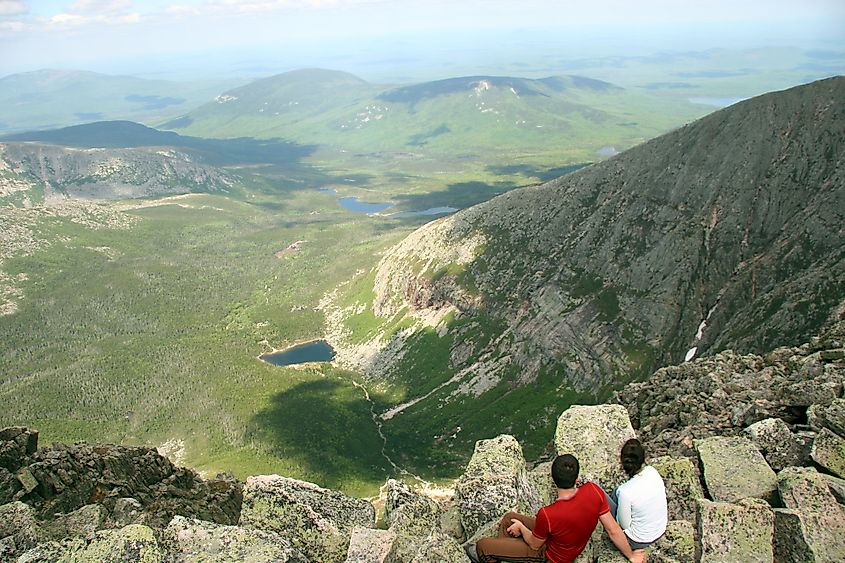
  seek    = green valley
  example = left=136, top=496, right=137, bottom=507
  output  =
left=1, top=59, right=842, bottom=498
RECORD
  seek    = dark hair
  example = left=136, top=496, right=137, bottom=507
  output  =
left=621, top=438, right=645, bottom=477
left=551, top=454, right=580, bottom=488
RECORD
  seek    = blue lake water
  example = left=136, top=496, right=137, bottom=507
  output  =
left=260, top=340, right=336, bottom=366
left=339, top=197, right=395, bottom=214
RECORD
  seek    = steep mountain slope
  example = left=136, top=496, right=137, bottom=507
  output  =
left=164, top=69, right=703, bottom=158
left=0, top=69, right=239, bottom=134
left=325, top=76, right=845, bottom=470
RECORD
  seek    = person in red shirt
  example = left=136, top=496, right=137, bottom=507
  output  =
left=472, top=454, right=646, bottom=563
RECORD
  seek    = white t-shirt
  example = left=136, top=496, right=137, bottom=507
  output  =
left=615, top=465, right=668, bottom=543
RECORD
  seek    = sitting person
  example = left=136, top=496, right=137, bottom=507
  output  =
left=471, top=454, right=645, bottom=563
left=607, top=439, right=668, bottom=549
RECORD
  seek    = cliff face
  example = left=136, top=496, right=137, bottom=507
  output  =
left=330, top=77, right=845, bottom=412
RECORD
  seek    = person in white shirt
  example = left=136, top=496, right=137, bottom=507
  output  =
left=607, top=438, right=668, bottom=549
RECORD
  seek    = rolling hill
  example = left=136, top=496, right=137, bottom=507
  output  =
left=324, top=76, right=845, bottom=473
left=162, top=69, right=706, bottom=159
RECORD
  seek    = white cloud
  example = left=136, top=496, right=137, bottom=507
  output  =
left=165, top=4, right=200, bottom=15
left=70, top=0, right=132, bottom=15
left=0, top=0, right=26, bottom=17
left=0, top=19, right=23, bottom=31
left=50, top=13, right=87, bottom=26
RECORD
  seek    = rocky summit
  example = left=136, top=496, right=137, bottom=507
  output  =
left=2, top=323, right=844, bottom=561
left=323, top=77, right=844, bottom=463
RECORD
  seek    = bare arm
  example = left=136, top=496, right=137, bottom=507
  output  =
left=507, top=520, right=546, bottom=551
left=599, top=512, right=645, bottom=563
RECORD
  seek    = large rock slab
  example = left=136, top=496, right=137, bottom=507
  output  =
left=0, top=467, right=20, bottom=505
left=239, top=474, right=375, bottom=563
left=744, top=417, right=801, bottom=471
left=774, top=509, right=814, bottom=563
left=164, top=515, right=307, bottom=562
left=384, top=479, right=441, bottom=537
left=695, top=436, right=777, bottom=503
left=696, top=497, right=774, bottom=563
left=648, top=519, right=695, bottom=563
left=528, top=461, right=555, bottom=507
left=25, top=524, right=165, bottom=562
left=0, top=501, right=46, bottom=560
left=554, top=405, right=636, bottom=488
left=346, top=527, right=396, bottom=563
left=822, top=472, right=845, bottom=504
left=808, top=398, right=845, bottom=436
left=0, top=427, right=38, bottom=472
left=454, top=435, right=539, bottom=537
left=775, top=467, right=845, bottom=561
left=812, top=427, right=845, bottom=478
left=42, top=504, right=106, bottom=540
left=387, top=530, right=468, bottom=563
left=650, top=456, right=704, bottom=521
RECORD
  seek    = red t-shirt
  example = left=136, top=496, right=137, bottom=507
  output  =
left=530, top=482, right=610, bottom=563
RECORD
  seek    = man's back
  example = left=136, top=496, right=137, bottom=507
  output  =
left=532, top=481, right=610, bottom=563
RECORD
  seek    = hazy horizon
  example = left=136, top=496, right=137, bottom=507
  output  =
left=1, top=0, right=844, bottom=81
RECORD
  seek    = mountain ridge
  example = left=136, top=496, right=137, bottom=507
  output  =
left=325, top=76, right=845, bottom=471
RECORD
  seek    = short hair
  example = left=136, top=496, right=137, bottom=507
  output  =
left=551, top=454, right=580, bottom=488
left=621, top=438, right=645, bottom=477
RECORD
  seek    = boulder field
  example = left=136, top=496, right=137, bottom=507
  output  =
left=1, top=321, right=844, bottom=562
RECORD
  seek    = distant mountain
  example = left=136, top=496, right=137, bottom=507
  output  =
left=164, top=69, right=700, bottom=158
left=325, top=76, right=845, bottom=470
left=0, top=140, right=236, bottom=202
left=0, top=69, right=241, bottom=134
left=2, top=120, right=315, bottom=167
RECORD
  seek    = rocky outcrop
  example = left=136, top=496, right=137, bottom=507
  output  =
left=164, top=515, right=308, bottom=562
left=0, top=429, right=242, bottom=528
left=614, top=320, right=845, bottom=459
left=384, top=479, right=442, bottom=537
left=744, top=417, right=803, bottom=472
left=695, top=436, right=778, bottom=503
left=454, top=434, right=540, bottom=537
left=554, top=404, right=636, bottom=488
left=776, top=467, right=845, bottom=560
left=696, top=497, right=774, bottom=562
left=649, top=456, right=704, bottom=522
left=239, top=474, right=375, bottom=563
left=346, top=527, right=396, bottom=563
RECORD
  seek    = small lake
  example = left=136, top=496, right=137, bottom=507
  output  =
left=339, top=197, right=395, bottom=214
left=260, top=340, right=336, bottom=367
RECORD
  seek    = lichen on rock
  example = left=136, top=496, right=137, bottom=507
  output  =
left=554, top=404, right=636, bottom=488
left=239, top=474, right=375, bottom=563
left=454, top=435, right=540, bottom=537
left=695, top=435, right=777, bottom=503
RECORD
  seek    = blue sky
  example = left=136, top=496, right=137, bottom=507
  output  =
left=1, top=1, right=843, bottom=78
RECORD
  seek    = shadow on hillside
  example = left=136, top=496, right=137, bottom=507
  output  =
left=388, top=180, right=518, bottom=214
left=246, top=378, right=391, bottom=488
left=1, top=121, right=319, bottom=169
left=486, top=162, right=590, bottom=182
